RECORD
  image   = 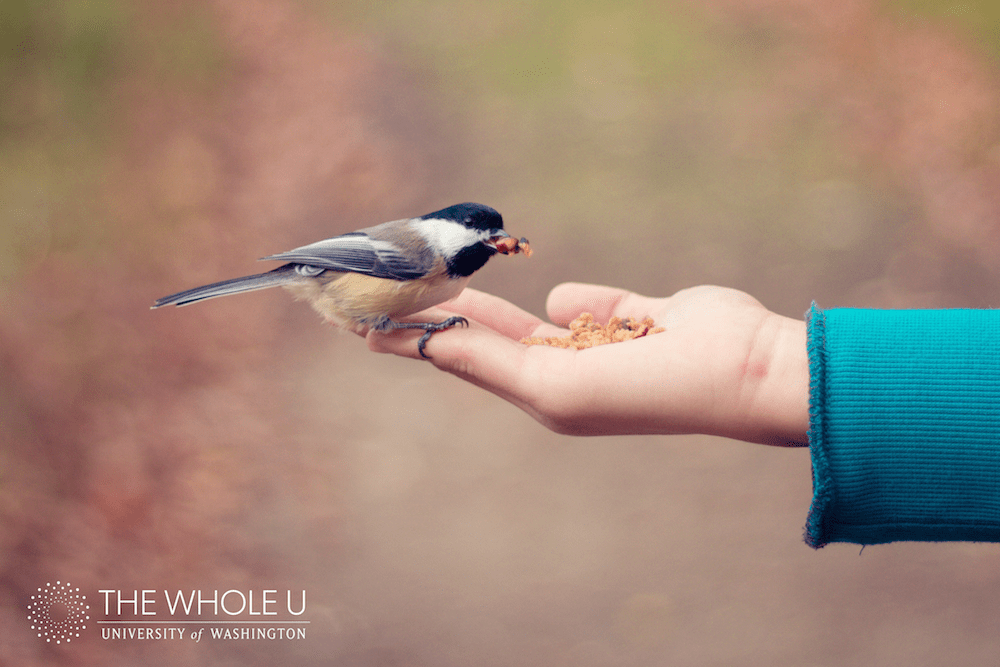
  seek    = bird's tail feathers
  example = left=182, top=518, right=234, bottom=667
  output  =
left=153, top=265, right=298, bottom=308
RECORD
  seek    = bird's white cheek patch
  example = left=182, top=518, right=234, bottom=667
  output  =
left=411, top=218, right=486, bottom=258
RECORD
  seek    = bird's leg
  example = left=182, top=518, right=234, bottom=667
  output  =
left=382, top=317, right=469, bottom=358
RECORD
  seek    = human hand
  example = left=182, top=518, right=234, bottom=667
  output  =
left=367, top=283, right=809, bottom=446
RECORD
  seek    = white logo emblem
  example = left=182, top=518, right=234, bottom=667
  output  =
left=27, top=581, right=90, bottom=644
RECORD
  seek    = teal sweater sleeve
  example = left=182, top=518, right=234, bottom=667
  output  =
left=805, top=304, right=1000, bottom=548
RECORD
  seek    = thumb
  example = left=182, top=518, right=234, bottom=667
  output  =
left=545, top=282, right=657, bottom=326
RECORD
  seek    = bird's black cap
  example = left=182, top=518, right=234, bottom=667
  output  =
left=421, top=202, right=503, bottom=232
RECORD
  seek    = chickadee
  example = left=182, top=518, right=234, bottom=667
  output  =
left=153, top=202, right=531, bottom=357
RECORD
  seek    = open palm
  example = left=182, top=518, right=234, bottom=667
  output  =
left=367, top=282, right=808, bottom=446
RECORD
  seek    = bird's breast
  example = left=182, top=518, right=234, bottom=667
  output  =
left=284, top=269, right=470, bottom=331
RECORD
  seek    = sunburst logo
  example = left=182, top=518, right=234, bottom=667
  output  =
left=27, top=581, right=90, bottom=644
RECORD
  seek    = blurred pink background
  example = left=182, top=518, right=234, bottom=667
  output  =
left=2, top=0, right=1000, bottom=664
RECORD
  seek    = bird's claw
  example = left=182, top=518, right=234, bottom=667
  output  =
left=416, top=316, right=468, bottom=358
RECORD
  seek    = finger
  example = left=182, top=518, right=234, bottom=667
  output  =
left=438, top=289, right=546, bottom=340
left=364, top=307, right=458, bottom=359
left=366, top=311, right=559, bottom=405
left=365, top=305, right=523, bottom=358
left=398, top=318, right=581, bottom=432
left=545, top=282, right=659, bottom=325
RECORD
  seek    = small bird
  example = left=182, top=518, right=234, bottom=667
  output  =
left=153, top=202, right=531, bottom=357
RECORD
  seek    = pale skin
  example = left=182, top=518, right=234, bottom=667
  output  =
left=365, top=282, right=810, bottom=447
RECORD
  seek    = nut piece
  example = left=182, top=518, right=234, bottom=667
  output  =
left=520, top=312, right=665, bottom=349
left=493, top=235, right=532, bottom=257
left=517, top=237, right=533, bottom=257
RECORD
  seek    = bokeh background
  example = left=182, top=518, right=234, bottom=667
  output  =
left=2, top=0, right=1000, bottom=664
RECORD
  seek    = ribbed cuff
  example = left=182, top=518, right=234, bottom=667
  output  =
left=805, top=304, right=1000, bottom=548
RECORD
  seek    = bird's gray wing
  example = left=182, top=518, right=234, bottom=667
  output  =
left=261, top=229, right=433, bottom=280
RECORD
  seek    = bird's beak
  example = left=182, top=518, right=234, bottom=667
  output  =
left=485, top=230, right=510, bottom=252
left=487, top=230, right=532, bottom=257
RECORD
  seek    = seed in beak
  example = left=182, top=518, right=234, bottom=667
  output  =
left=490, top=235, right=532, bottom=257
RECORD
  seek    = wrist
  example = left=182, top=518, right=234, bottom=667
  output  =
left=731, top=313, right=810, bottom=446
